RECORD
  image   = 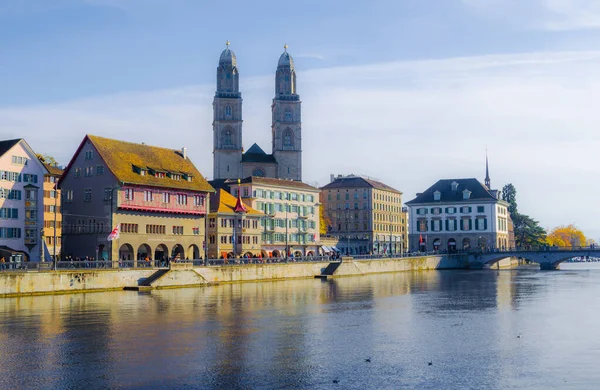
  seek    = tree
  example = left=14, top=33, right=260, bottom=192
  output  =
left=36, top=153, right=58, bottom=166
left=319, top=205, right=331, bottom=236
left=546, top=224, right=586, bottom=248
left=512, top=213, right=546, bottom=248
left=502, top=183, right=545, bottom=247
left=502, top=183, right=518, bottom=216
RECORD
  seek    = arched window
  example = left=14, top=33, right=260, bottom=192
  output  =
left=284, top=108, right=292, bottom=122
left=225, top=105, right=232, bottom=117
left=252, top=168, right=265, bottom=177
left=223, top=128, right=233, bottom=147
left=283, top=128, right=294, bottom=149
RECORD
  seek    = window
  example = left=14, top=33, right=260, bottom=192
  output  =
left=460, top=218, right=472, bottom=231
left=96, top=165, right=104, bottom=175
left=431, top=207, right=442, bottom=215
left=25, top=189, right=36, bottom=200
left=177, top=194, right=188, bottom=205
left=477, top=206, right=484, bottom=213
left=11, top=156, right=28, bottom=165
left=446, top=219, right=457, bottom=231
left=0, top=208, right=18, bottom=219
left=104, top=188, right=112, bottom=201
left=283, top=128, right=294, bottom=149
left=209, top=218, right=216, bottom=228
left=22, top=174, right=38, bottom=183
left=225, top=105, right=232, bottom=117
left=460, top=206, right=472, bottom=213
left=144, top=190, right=153, bottom=202
left=252, top=168, right=265, bottom=177
left=431, top=219, right=442, bottom=232
left=124, top=188, right=134, bottom=201
left=85, top=150, right=93, bottom=160
left=64, top=190, right=73, bottom=203
left=445, top=207, right=456, bottom=214
left=83, top=166, right=93, bottom=177
left=416, top=220, right=428, bottom=232
left=463, top=189, right=471, bottom=200
left=476, top=218, right=487, bottom=231
left=433, top=190, right=441, bottom=201
left=74, top=168, right=82, bottom=178
left=194, top=195, right=204, bottom=207
left=146, top=225, right=165, bottom=234
left=0, top=227, right=21, bottom=239
left=223, top=129, right=233, bottom=146
left=163, top=192, right=170, bottom=203
left=416, top=208, right=428, bottom=215
left=121, top=223, right=139, bottom=233
left=172, top=226, right=184, bottom=235
left=284, top=108, right=292, bottom=121
left=243, top=187, right=249, bottom=197
left=84, top=188, right=92, bottom=202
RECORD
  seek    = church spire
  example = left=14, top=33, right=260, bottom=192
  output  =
left=485, top=150, right=491, bottom=189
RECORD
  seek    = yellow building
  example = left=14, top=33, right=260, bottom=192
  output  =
left=40, top=160, right=63, bottom=260
left=207, top=189, right=263, bottom=259
left=320, top=174, right=405, bottom=255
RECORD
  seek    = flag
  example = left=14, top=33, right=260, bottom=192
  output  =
left=419, top=234, right=423, bottom=244
left=107, top=225, right=120, bottom=241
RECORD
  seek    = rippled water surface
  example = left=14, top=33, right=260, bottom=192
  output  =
left=2, top=263, right=600, bottom=389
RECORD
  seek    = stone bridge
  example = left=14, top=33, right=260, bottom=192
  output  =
left=466, top=248, right=600, bottom=270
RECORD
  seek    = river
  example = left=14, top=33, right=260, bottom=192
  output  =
left=1, top=263, right=600, bottom=389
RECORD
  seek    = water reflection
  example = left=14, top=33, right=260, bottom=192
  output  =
left=1, top=266, right=600, bottom=389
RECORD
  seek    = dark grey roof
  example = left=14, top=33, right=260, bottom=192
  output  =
left=405, top=178, right=497, bottom=205
left=0, top=139, right=21, bottom=157
left=242, top=143, right=277, bottom=163
left=320, top=175, right=402, bottom=194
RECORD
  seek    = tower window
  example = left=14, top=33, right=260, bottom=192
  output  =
left=283, top=128, right=294, bottom=149
left=285, top=108, right=292, bottom=122
left=225, top=105, right=232, bottom=117
left=223, top=129, right=233, bottom=146
left=252, top=168, right=265, bottom=177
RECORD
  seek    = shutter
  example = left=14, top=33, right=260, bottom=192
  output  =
left=460, top=219, right=464, bottom=230
left=468, top=219, right=472, bottom=230
left=416, top=222, right=420, bottom=232
left=445, top=220, right=449, bottom=231
left=484, top=218, right=488, bottom=230
left=468, top=207, right=472, bottom=213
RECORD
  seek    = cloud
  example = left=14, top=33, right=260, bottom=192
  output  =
left=462, top=0, right=600, bottom=30
left=2, top=50, right=600, bottom=238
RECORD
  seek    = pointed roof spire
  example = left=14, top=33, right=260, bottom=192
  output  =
left=234, top=178, right=247, bottom=213
left=284, top=43, right=288, bottom=52
left=485, top=149, right=491, bottom=189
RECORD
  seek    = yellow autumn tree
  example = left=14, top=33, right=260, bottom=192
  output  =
left=319, top=206, right=331, bottom=236
left=546, top=224, right=587, bottom=248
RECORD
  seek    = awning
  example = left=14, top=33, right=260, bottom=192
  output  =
left=321, top=245, right=331, bottom=252
left=331, top=246, right=340, bottom=252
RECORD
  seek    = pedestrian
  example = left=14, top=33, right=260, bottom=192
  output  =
left=0, top=256, right=5, bottom=270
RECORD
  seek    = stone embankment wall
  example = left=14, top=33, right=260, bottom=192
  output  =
left=0, top=255, right=518, bottom=297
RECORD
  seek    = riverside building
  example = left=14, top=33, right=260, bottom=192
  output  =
left=0, top=139, right=48, bottom=262
left=207, top=188, right=263, bottom=259
left=320, top=174, right=406, bottom=255
left=40, top=160, right=63, bottom=261
left=406, top=178, right=510, bottom=252
left=59, top=135, right=214, bottom=261
left=213, top=177, right=320, bottom=258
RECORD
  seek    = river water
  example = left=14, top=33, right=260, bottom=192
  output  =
left=1, top=263, right=600, bottom=389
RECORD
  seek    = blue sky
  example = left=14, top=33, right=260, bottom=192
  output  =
left=2, top=0, right=600, bottom=239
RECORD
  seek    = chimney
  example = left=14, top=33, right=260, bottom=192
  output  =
left=330, top=174, right=335, bottom=183
left=182, top=147, right=187, bottom=159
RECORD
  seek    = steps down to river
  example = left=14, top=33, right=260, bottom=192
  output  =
left=315, top=261, right=342, bottom=279
left=141, top=269, right=169, bottom=287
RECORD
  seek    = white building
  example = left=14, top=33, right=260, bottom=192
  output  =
left=406, top=178, right=510, bottom=252
left=0, top=139, right=49, bottom=262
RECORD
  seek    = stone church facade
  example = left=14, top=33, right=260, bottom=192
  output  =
left=213, top=43, right=302, bottom=182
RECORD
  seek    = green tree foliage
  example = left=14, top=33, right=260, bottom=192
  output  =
left=502, top=183, right=518, bottom=215
left=511, top=213, right=546, bottom=248
left=502, top=183, right=546, bottom=247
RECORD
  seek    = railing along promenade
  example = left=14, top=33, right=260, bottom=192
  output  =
left=1, top=245, right=595, bottom=272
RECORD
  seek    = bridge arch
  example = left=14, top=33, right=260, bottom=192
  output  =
left=469, top=250, right=597, bottom=270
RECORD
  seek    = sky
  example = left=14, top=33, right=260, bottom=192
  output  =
left=2, top=0, right=600, bottom=239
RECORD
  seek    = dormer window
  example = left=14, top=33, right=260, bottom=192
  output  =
left=433, top=190, right=441, bottom=201
left=451, top=181, right=459, bottom=191
left=140, top=169, right=146, bottom=176
left=463, top=189, right=471, bottom=200
left=155, top=172, right=166, bottom=179
left=170, top=173, right=181, bottom=181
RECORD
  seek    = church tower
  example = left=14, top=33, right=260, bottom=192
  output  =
left=213, top=41, right=243, bottom=180
left=272, top=44, right=302, bottom=181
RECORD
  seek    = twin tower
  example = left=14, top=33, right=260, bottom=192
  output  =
left=213, top=43, right=302, bottom=181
